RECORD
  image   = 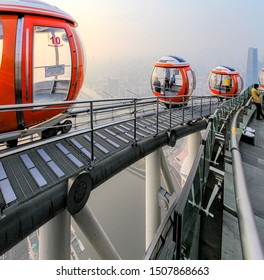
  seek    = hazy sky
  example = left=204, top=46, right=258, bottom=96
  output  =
left=44, top=0, right=264, bottom=76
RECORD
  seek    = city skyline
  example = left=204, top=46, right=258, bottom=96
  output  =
left=44, top=0, right=264, bottom=65
left=84, top=47, right=263, bottom=99
left=246, top=47, right=259, bottom=87
left=1, top=0, right=263, bottom=264
left=44, top=0, right=264, bottom=96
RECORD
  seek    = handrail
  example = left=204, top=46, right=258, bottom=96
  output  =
left=230, top=107, right=264, bottom=259
left=144, top=85, right=260, bottom=260
left=0, top=94, right=219, bottom=111
left=144, top=144, right=204, bottom=260
left=0, top=94, right=220, bottom=150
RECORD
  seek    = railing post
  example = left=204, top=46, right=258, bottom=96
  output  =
left=90, top=102, right=94, bottom=161
left=191, top=96, right=194, bottom=120
left=169, top=100, right=172, bottom=131
left=182, top=96, right=185, bottom=124
left=209, top=96, right=212, bottom=115
left=200, top=96, right=203, bottom=118
left=133, top=98, right=137, bottom=143
left=156, top=98, right=159, bottom=135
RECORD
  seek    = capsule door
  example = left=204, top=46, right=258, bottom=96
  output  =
left=236, top=75, right=244, bottom=95
left=151, top=66, right=186, bottom=103
left=21, top=15, right=79, bottom=129
left=186, top=69, right=196, bottom=96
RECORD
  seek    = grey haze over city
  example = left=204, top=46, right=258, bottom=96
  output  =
left=45, top=0, right=264, bottom=99
left=1, top=0, right=264, bottom=260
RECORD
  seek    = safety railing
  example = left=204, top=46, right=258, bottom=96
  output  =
left=230, top=107, right=264, bottom=259
left=0, top=95, right=220, bottom=152
left=144, top=85, right=258, bottom=260
left=0, top=86, right=259, bottom=260
left=0, top=93, right=221, bottom=258
left=144, top=144, right=204, bottom=260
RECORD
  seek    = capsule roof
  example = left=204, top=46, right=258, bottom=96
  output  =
left=155, top=55, right=189, bottom=68
left=0, top=0, right=77, bottom=26
left=212, top=65, right=239, bottom=75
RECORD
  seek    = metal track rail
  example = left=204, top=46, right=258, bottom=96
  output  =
left=0, top=95, right=219, bottom=255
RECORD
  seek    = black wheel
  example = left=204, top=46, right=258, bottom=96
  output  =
left=60, top=120, right=72, bottom=134
left=6, top=139, right=18, bottom=148
left=168, top=130, right=177, bottom=147
left=42, top=127, right=58, bottom=139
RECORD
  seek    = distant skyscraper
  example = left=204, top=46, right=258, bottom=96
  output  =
left=109, top=78, right=119, bottom=97
left=246, top=47, right=258, bottom=87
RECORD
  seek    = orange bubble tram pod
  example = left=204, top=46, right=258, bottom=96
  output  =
left=258, top=68, right=264, bottom=89
left=0, top=0, right=85, bottom=142
left=150, top=55, right=196, bottom=107
left=208, top=66, right=243, bottom=99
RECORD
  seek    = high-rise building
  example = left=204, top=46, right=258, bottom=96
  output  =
left=109, top=78, right=119, bottom=97
left=246, top=47, right=258, bottom=87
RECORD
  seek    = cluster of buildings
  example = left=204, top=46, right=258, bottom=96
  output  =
left=86, top=48, right=262, bottom=100
left=1, top=47, right=262, bottom=260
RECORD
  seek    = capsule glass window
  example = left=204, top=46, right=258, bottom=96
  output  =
left=33, top=26, right=72, bottom=102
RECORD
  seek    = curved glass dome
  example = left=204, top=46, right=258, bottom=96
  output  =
left=258, top=68, right=264, bottom=89
left=208, top=65, right=243, bottom=98
left=0, top=0, right=85, bottom=133
left=150, top=55, right=196, bottom=106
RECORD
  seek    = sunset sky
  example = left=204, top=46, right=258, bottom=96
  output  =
left=43, top=0, right=264, bottom=86
left=45, top=0, right=264, bottom=62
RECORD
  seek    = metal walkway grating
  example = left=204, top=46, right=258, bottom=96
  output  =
left=0, top=100, right=219, bottom=213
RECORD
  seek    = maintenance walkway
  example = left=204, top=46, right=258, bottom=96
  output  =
left=1, top=88, right=263, bottom=260
left=0, top=95, right=219, bottom=255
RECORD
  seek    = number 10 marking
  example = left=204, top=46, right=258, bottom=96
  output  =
left=48, top=36, right=63, bottom=47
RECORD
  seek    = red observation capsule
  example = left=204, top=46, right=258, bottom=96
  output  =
left=258, top=68, right=264, bottom=89
left=208, top=66, right=243, bottom=98
left=150, top=55, right=196, bottom=107
left=0, top=0, right=85, bottom=136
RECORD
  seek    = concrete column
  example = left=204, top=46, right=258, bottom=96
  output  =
left=39, top=210, right=71, bottom=260
left=160, top=148, right=180, bottom=196
left=186, top=132, right=201, bottom=172
left=73, top=204, right=121, bottom=260
left=145, top=149, right=161, bottom=249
